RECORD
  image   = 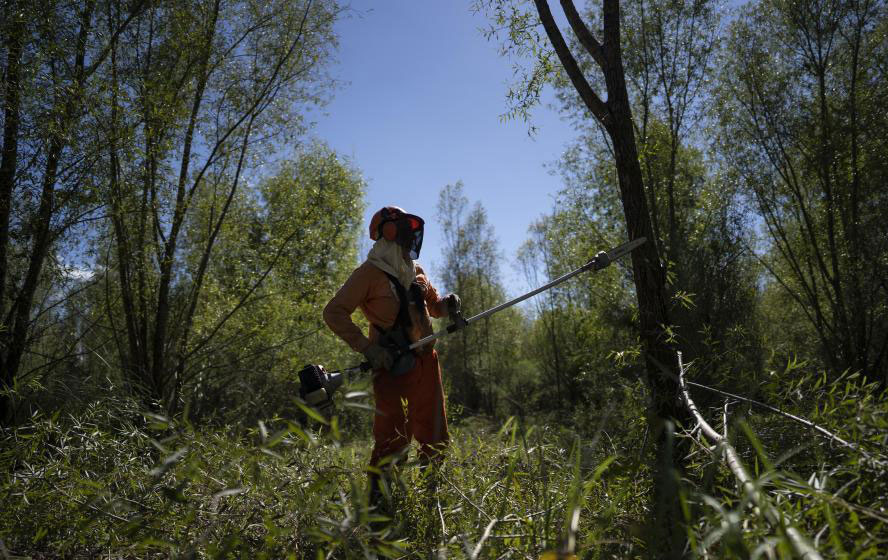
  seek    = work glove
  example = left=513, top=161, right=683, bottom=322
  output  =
left=445, top=293, right=467, bottom=330
left=363, top=343, right=395, bottom=371
left=445, top=293, right=461, bottom=315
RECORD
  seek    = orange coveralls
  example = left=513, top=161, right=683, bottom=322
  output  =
left=323, top=262, right=450, bottom=465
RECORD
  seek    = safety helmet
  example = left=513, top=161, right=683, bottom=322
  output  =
left=369, top=206, right=425, bottom=259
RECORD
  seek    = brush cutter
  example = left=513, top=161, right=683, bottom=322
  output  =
left=298, top=237, right=647, bottom=410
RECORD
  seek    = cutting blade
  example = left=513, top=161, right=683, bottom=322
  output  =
left=607, top=237, right=647, bottom=262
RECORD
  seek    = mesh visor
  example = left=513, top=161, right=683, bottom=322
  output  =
left=402, top=214, right=424, bottom=259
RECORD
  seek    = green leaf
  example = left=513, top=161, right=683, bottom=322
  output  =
left=294, top=399, right=329, bottom=425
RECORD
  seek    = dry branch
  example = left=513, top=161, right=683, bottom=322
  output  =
left=684, top=378, right=888, bottom=467
left=677, top=352, right=823, bottom=560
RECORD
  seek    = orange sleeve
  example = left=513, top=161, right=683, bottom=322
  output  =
left=323, top=266, right=372, bottom=353
left=415, top=264, right=448, bottom=319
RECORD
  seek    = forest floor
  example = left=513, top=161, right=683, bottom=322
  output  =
left=1, top=399, right=647, bottom=559
left=2, top=371, right=886, bottom=559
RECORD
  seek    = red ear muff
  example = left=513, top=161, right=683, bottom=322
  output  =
left=381, top=220, right=398, bottom=241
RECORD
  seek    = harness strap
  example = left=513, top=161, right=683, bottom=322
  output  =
left=372, top=272, right=424, bottom=347
left=380, top=272, right=424, bottom=327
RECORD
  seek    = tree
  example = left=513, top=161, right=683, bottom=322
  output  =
left=97, top=0, right=341, bottom=411
left=176, top=144, right=365, bottom=419
left=619, top=0, right=721, bottom=266
left=0, top=0, right=148, bottom=424
left=478, top=0, right=688, bottom=552
left=0, top=0, right=345, bottom=422
left=553, top=0, right=763, bottom=385
left=715, top=0, right=888, bottom=383
left=436, top=182, right=524, bottom=417
left=554, top=122, right=763, bottom=390
left=517, top=214, right=636, bottom=413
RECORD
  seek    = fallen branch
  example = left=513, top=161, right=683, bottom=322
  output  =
left=443, top=474, right=493, bottom=521
left=678, top=352, right=823, bottom=560
left=685, top=379, right=887, bottom=466
left=469, top=518, right=499, bottom=559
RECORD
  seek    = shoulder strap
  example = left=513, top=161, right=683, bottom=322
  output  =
left=381, top=271, right=413, bottom=330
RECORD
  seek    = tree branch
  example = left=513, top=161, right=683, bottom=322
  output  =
left=559, top=0, right=606, bottom=71
left=533, top=0, right=611, bottom=129
left=677, top=352, right=823, bottom=560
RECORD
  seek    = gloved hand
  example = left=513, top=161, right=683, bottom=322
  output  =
left=362, top=343, right=395, bottom=371
left=445, top=293, right=467, bottom=330
left=445, top=293, right=461, bottom=315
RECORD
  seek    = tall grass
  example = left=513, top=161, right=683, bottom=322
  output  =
left=2, top=365, right=885, bottom=558
left=679, top=366, right=888, bottom=558
left=1, top=395, right=637, bottom=558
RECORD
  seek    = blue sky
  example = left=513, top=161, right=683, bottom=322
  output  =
left=307, top=1, right=579, bottom=292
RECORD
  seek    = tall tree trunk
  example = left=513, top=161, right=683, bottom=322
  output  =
left=150, top=0, right=220, bottom=405
left=106, top=0, right=142, bottom=387
left=0, top=3, right=24, bottom=326
left=0, top=3, right=26, bottom=420
left=169, top=116, right=254, bottom=413
left=534, top=0, right=686, bottom=555
left=1, top=1, right=96, bottom=424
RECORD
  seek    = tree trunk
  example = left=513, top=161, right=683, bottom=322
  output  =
left=1, top=1, right=96, bottom=424
left=0, top=5, right=24, bottom=325
left=0, top=4, right=25, bottom=421
left=150, top=0, right=220, bottom=406
left=534, top=0, right=687, bottom=555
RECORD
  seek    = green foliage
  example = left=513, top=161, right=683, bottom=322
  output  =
left=4, top=359, right=885, bottom=558
left=553, top=110, right=763, bottom=391
left=1, top=398, right=645, bottom=559
left=516, top=212, right=638, bottom=417
left=680, top=364, right=888, bottom=558
left=473, top=0, right=562, bottom=128
left=436, top=182, right=528, bottom=418
left=0, top=394, right=385, bottom=558
left=714, top=0, right=888, bottom=382
left=181, top=143, right=365, bottom=422
left=4, top=1, right=888, bottom=557
left=1, top=0, right=347, bottom=423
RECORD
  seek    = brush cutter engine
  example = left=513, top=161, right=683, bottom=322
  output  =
left=298, top=364, right=344, bottom=413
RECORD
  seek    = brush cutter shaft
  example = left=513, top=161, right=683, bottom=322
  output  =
left=407, top=268, right=588, bottom=350
left=303, top=238, right=646, bottom=404
left=409, top=237, right=646, bottom=351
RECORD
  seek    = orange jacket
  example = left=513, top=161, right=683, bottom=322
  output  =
left=323, top=262, right=449, bottom=353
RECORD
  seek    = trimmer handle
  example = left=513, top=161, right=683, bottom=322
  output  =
left=331, top=362, right=372, bottom=377
left=446, top=310, right=468, bottom=333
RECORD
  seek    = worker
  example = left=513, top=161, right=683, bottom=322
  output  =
left=323, top=206, right=461, bottom=510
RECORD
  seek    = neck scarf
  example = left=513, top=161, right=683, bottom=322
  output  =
left=366, top=238, right=416, bottom=289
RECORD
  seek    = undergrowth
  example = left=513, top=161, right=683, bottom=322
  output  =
left=0, top=394, right=643, bottom=559
left=2, top=367, right=886, bottom=558
left=678, top=367, right=888, bottom=558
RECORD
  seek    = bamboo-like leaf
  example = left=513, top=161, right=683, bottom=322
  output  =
left=295, top=400, right=329, bottom=425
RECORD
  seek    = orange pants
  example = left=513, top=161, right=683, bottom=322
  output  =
left=370, top=350, right=448, bottom=466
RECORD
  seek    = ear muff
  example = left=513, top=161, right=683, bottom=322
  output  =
left=376, top=207, right=400, bottom=241
left=380, top=220, right=398, bottom=241
left=371, top=207, right=422, bottom=256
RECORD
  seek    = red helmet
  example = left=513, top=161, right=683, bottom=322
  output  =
left=369, top=206, right=425, bottom=259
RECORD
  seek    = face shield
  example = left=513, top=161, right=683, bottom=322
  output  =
left=399, top=214, right=424, bottom=259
